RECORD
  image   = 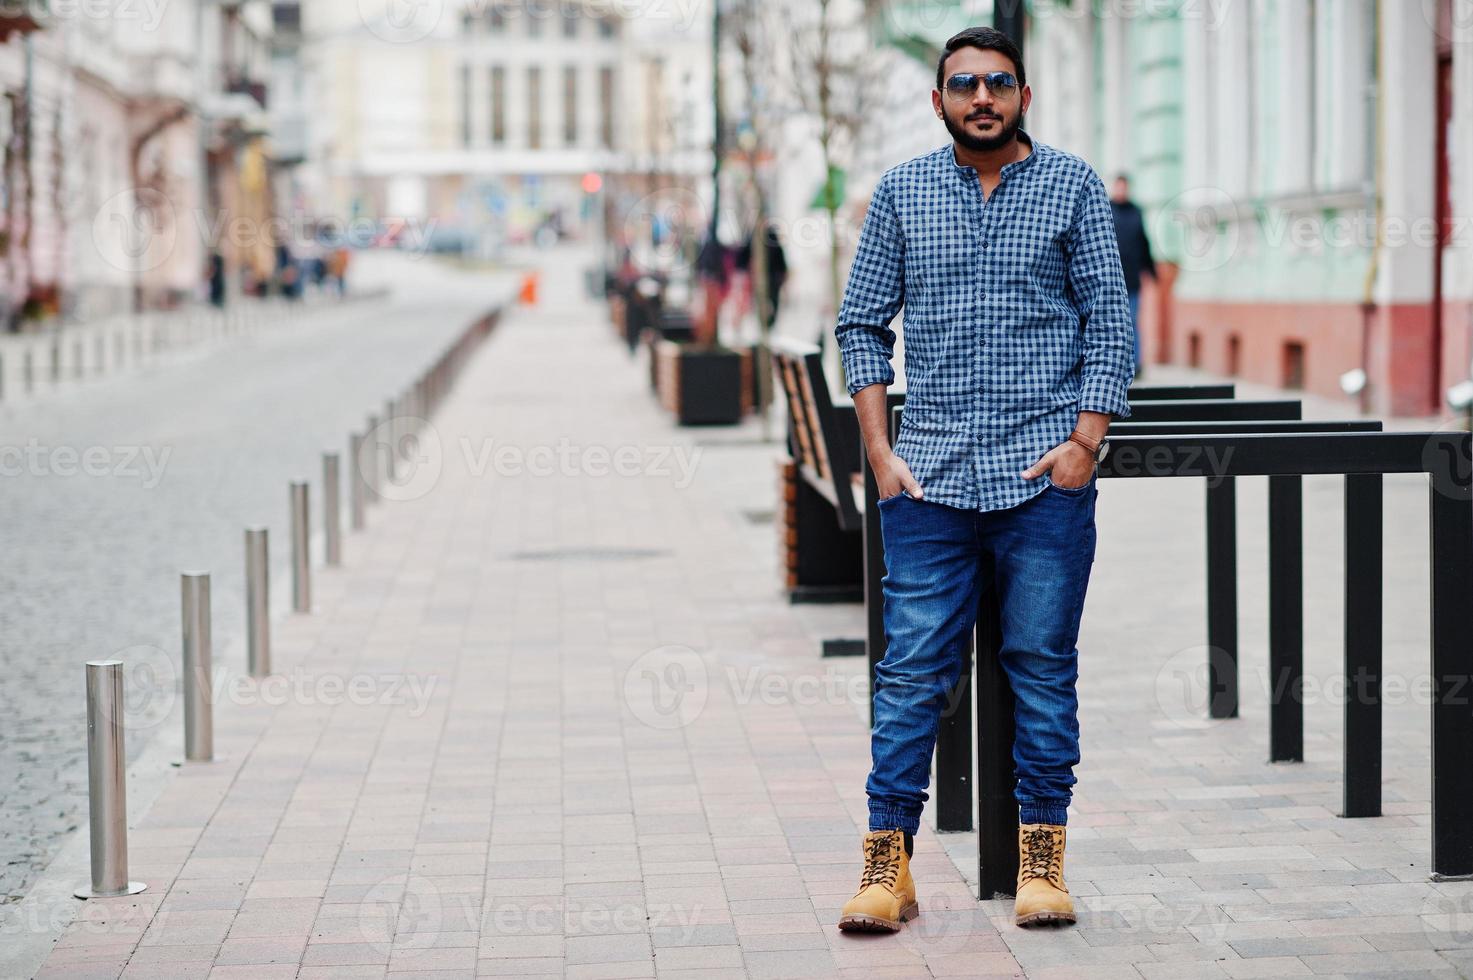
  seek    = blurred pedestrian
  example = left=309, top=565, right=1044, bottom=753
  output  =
left=694, top=232, right=729, bottom=346
left=735, top=221, right=788, bottom=327
left=326, top=246, right=351, bottom=297
left=1109, top=174, right=1156, bottom=374
left=206, top=251, right=226, bottom=308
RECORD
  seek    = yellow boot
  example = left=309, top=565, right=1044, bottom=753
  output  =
left=836, top=829, right=919, bottom=932
left=1014, top=823, right=1076, bottom=927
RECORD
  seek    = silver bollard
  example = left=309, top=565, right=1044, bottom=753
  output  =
left=383, top=398, right=398, bottom=483
left=245, top=528, right=271, bottom=677
left=365, top=413, right=381, bottom=502
left=181, top=572, right=213, bottom=762
left=323, top=452, right=342, bottom=566
left=349, top=433, right=367, bottom=530
left=74, top=661, right=147, bottom=899
left=291, top=481, right=311, bottom=612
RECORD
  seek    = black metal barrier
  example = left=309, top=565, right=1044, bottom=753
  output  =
left=863, top=391, right=1307, bottom=835
left=861, top=387, right=1473, bottom=892
left=875, top=424, right=1473, bottom=897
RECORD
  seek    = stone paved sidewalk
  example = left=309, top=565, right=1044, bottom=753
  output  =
left=24, top=246, right=1473, bottom=978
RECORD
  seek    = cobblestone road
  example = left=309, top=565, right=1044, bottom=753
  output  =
left=0, top=253, right=518, bottom=903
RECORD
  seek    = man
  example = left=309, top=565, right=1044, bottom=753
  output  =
left=833, top=26, right=1134, bottom=933
left=1110, top=174, right=1157, bottom=373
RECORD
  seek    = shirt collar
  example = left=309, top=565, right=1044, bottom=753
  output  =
left=948, top=129, right=1039, bottom=182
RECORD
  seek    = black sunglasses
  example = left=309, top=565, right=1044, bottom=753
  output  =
left=943, top=71, right=1019, bottom=100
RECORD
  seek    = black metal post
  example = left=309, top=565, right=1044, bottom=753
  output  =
left=1267, top=474, right=1304, bottom=761
left=936, top=638, right=974, bottom=833
left=1343, top=473, right=1382, bottom=817
left=975, top=589, right=1018, bottom=898
left=1205, top=478, right=1239, bottom=719
left=1428, top=440, right=1473, bottom=879
left=995, top=0, right=1026, bottom=50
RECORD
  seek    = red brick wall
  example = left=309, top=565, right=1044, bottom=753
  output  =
left=1165, top=298, right=1464, bottom=417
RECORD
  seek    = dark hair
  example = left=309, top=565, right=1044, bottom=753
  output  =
left=936, top=26, right=1026, bottom=91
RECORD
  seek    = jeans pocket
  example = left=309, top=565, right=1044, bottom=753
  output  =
left=1049, top=474, right=1095, bottom=495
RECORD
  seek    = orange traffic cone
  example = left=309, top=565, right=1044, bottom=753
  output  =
left=519, top=271, right=539, bottom=306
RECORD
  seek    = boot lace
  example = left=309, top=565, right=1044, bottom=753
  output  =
left=1019, top=827, right=1065, bottom=890
left=859, top=833, right=902, bottom=889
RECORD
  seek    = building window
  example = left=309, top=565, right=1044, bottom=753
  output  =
left=527, top=66, right=542, bottom=149
left=461, top=64, right=473, bottom=147
left=599, top=66, right=614, bottom=150
left=563, top=66, right=578, bottom=145
left=596, top=14, right=614, bottom=38
left=488, top=7, right=504, bottom=33
left=1283, top=342, right=1306, bottom=390
left=527, top=1, right=543, bottom=37
left=490, top=65, right=505, bottom=145
left=563, top=8, right=579, bottom=38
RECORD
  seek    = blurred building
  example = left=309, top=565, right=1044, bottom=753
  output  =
left=0, top=0, right=279, bottom=328
left=300, top=0, right=711, bottom=251
left=863, top=0, right=1473, bottom=416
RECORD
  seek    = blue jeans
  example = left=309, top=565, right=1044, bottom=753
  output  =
left=867, top=477, right=1098, bottom=833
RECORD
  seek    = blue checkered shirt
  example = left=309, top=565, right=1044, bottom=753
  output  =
left=835, top=134, right=1135, bottom=512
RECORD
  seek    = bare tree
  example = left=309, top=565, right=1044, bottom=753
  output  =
left=777, top=0, right=887, bottom=363
left=727, top=0, right=781, bottom=437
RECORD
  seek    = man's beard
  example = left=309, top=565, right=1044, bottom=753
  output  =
left=943, top=105, right=1022, bottom=152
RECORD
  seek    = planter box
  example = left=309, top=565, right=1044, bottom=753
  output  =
left=654, top=341, right=745, bottom=425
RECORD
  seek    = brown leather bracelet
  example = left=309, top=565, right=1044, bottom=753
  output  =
left=1068, top=430, right=1100, bottom=455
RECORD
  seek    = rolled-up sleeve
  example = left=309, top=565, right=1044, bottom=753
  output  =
left=1065, top=171, right=1135, bottom=418
left=835, top=175, right=904, bottom=395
